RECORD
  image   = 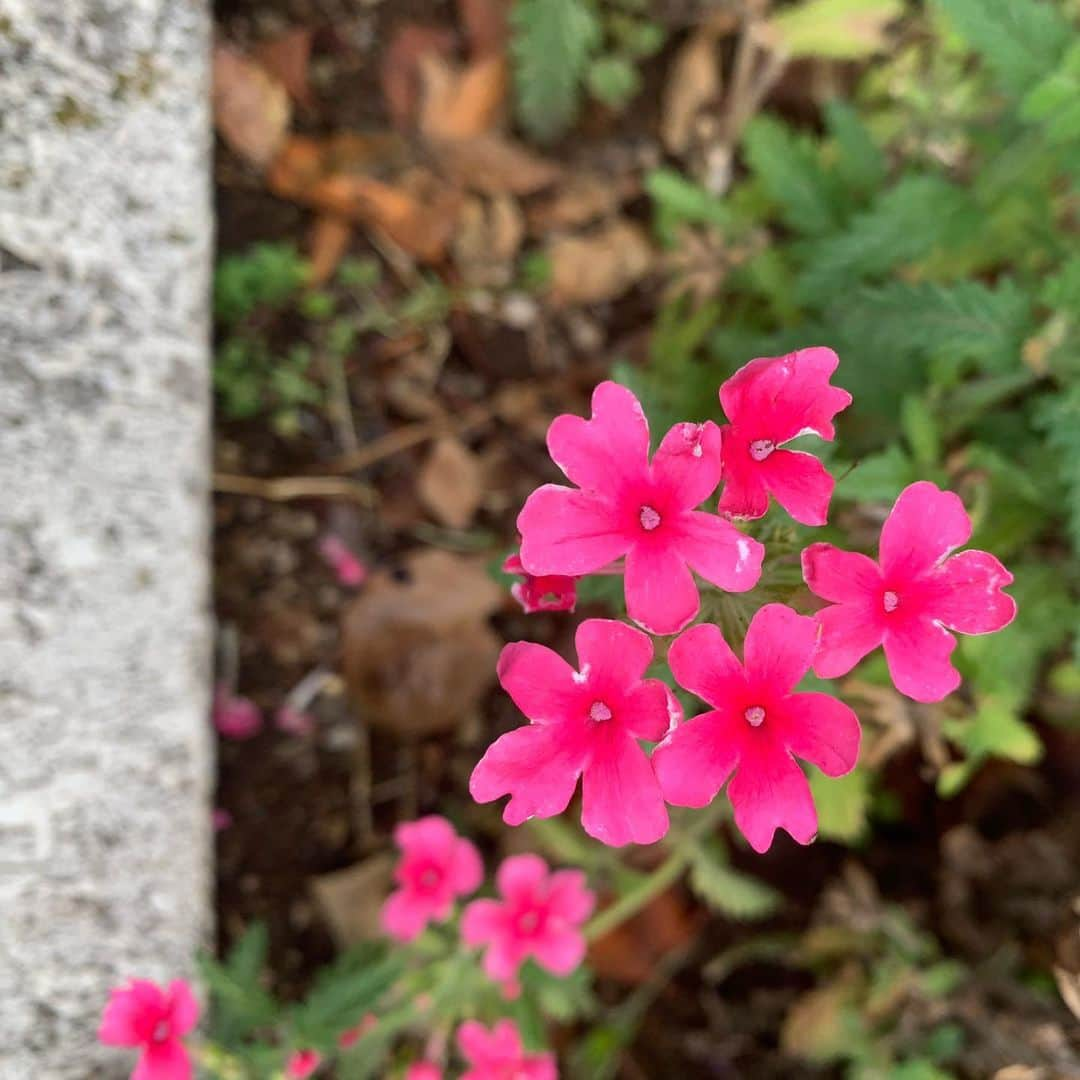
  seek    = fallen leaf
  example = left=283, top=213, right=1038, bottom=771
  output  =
left=526, top=171, right=639, bottom=234
left=757, top=0, right=903, bottom=60
left=781, top=966, right=863, bottom=1062
left=307, top=214, right=353, bottom=286
left=588, top=888, right=698, bottom=984
left=1054, top=966, right=1080, bottom=1022
left=418, top=437, right=485, bottom=528
left=342, top=549, right=502, bottom=736
left=662, top=21, right=723, bottom=155
left=254, top=27, right=315, bottom=110
left=381, top=24, right=457, bottom=129
left=418, top=52, right=508, bottom=139
left=453, top=194, right=524, bottom=286
left=212, top=44, right=292, bottom=169
left=458, top=0, right=509, bottom=57
left=547, top=220, right=653, bottom=306
left=429, top=133, right=561, bottom=195
left=310, top=854, right=395, bottom=947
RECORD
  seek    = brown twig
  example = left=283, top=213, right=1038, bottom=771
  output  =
left=212, top=473, right=375, bottom=503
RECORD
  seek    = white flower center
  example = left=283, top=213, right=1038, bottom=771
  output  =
left=744, top=705, right=766, bottom=728
left=749, top=439, right=775, bottom=462
left=639, top=505, right=661, bottom=531
left=153, top=1021, right=171, bottom=1043
left=589, top=701, right=612, bottom=722
left=883, top=590, right=900, bottom=613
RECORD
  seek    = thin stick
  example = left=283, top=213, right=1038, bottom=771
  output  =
left=212, top=473, right=375, bottom=503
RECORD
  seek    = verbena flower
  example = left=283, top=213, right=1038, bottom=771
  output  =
left=518, top=381, right=763, bottom=635
left=471, top=619, right=677, bottom=846
left=381, top=816, right=483, bottom=942
left=98, top=978, right=199, bottom=1080
left=802, top=480, right=1017, bottom=702
left=653, top=604, right=861, bottom=853
left=503, top=552, right=577, bottom=614
left=457, top=1018, right=556, bottom=1080
left=212, top=685, right=262, bottom=740
left=717, top=347, right=852, bottom=526
left=406, top=1063, right=443, bottom=1080
left=461, top=854, right=594, bottom=984
left=285, top=1049, right=322, bottom=1078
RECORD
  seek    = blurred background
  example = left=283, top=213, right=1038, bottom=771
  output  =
left=207, top=0, right=1080, bottom=1076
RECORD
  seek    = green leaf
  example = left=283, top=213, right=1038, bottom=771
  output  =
left=587, top=54, right=641, bottom=109
left=809, top=766, right=871, bottom=844
left=824, top=99, right=887, bottom=199
left=933, top=0, right=1071, bottom=97
left=901, top=395, right=941, bottom=467
left=511, top=0, right=600, bottom=142
left=646, top=168, right=735, bottom=247
left=198, top=923, right=278, bottom=1046
left=834, top=444, right=920, bottom=503
left=214, top=243, right=308, bottom=325
left=767, top=0, right=904, bottom=60
left=689, top=838, right=782, bottom=920
left=1034, top=383, right=1080, bottom=554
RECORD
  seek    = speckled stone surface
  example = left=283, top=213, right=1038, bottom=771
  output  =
left=0, top=1, right=213, bottom=1074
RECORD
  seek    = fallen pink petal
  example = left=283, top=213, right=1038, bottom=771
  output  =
left=212, top=685, right=263, bottom=741
left=318, top=534, right=368, bottom=587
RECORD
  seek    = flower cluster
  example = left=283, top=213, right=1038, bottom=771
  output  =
left=476, top=349, right=1016, bottom=852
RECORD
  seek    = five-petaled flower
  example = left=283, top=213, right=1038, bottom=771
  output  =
left=406, top=1063, right=444, bottom=1080
left=462, top=854, right=594, bottom=984
left=458, top=1018, right=557, bottom=1080
left=802, top=480, right=1016, bottom=702
left=517, top=381, right=763, bottom=635
left=98, top=978, right=199, bottom=1080
left=381, top=816, right=483, bottom=942
left=653, top=604, right=861, bottom=853
left=503, top=552, right=577, bottom=615
left=471, top=618, right=677, bottom=846
left=717, top=347, right=852, bottom=526
left=285, top=1049, right=322, bottom=1079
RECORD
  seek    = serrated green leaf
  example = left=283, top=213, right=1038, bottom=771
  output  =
left=1034, top=383, right=1080, bottom=554
left=901, top=395, right=941, bottom=467
left=689, top=839, right=782, bottom=920
left=809, top=766, right=871, bottom=844
left=768, top=0, right=904, bottom=60
left=824, top=99, right=887, bottom=199
left=587, top=54, right=641, bottom=109
left=834, top=444, right=920, bottom=503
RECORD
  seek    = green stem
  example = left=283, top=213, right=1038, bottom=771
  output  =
left=583, top=804, right=724, bottom=943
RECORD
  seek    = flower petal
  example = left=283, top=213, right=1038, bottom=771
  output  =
left=651, top=420, right=724, bottom=510
left=932, top=549, right=1016, bottom=634
left=449, top=838, right=484, bottom=895
left=879, top=482, right=971, bottom=580
left=580, top=729, right=669, bottom=846
left=720, top=347, right=851, bottom=442
left=652, top=708, right=744, bottom=808
left=98, top=981, right=163, bottom=1047
left=532, top=926, right=587, bottom=976
left=743, top=603, right=817, bottom=694
left=133, top=1040, right=192, bottom=1080
left=624, top=541, right=699, bottom=635
left=777, top=692, right=861, bottom=777
left=717, top=429, right=771, bottom=521
left=667, top=623, right=745, bottom=708
left=727, top=740, right=818, bottom=853
left=497, top=853, right=550, bottom=904
left=801, top=542, right=882, bottom=604
left=574, top=618, right=653, bottom=689
left=675, top=511, right=764, bottom=593
left=394, top=815, right=456, bottom=858
left=461, top=899, right=504, bottom=949
left=469, top=722, right=589, bottom=826
left=618, top=680, right=672, bottom=742
left=546, top=381, right=650, bottom=494
left=166, top=981, right=200, bottom=1037
left=496, top=641, right=580, bottom=724
left=457, top=1019, right=499, bottom=1067
left=546, top=869, right=596, bottom=923
left=381, top=888, right=430, bottom=942
left=756, top=449, right=836, bottom=526
left=518, top=485, right=629, bottom=576
left=812, top=602, right=884, bottom=679
left=882, top=617, right=960, bottom=702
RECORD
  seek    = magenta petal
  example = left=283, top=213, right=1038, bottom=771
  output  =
left=449, top=838, right=484, bottom=895
left=675, top=511, right=764, bottom=593
left=932, top=549, right=1016, bottom=634
left=546, top=870, right=596, bottom=923
left=651, top=420, right=724, bottom=509
left=756, top=449, right=835, bottom=526
left=457, top=1019, right=497, bottom=1065
left=813, top=602, right=884, bottom=678
left=546, top=381, right=650, bottom=494
left=518, top=484, right=629, bottom=576
left=801, top=542, right=882, bottom=603
left=619, top=680, right=672, bottom=742
left=653, top=709, right=742, bottom=808
left=879, top=482, right=972, bottom=580
left=667, top=623, right=745, bottom=707
left=532, top=926, right=587, bottom=976
left=574, top=618, right=654, bottom=688
left=624, top=541, right=699, bottom=635
left=779, top=692, right=861, bottom=777
left=580, top=730, right=669, bottom=846
left=134, top=1039, right=192, bottom=1080
left=381, top=889, right=429, bottom=942
left=166, top=981, right=199, bottom=1037
left=882, top=617, right=960, bottom=702
left=497, top=853, right=550, bottom=904
left=99, top=985, right=152, bottom=1047
left=717, top=431, right=771, bottom=521
left=496, top=641, right=580, bottom=723
left=461, top=899, right=503, bottom=948
left=727, top=741, right=818, bottom=853
left=743, top=603, right=817, bottom=694
left=395, top=815, right=456, bottom=855
left=469, top=722, right=588, bottom=825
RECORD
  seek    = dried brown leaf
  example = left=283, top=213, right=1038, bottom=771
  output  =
left=254, top=27, right=314, bottom=110
left=1054, top=967, right=1080, bottom=1022
left=306, top=213, right=352, bottom=286
left=548, top=220, right=654, bottom=306
left=662, top=23, right=723, bottom=155
left=453, top=194, right=524, bottom=286
left=458, top=0, right=509, bottom=57
left=381, top=24, right=457, bottom=129
left=212, top=44, right=292, bottom=170
left=418, top=437, right=485, bottom=528
left=418, top=52, right=508, bottom=139
left=526, top=171, right=640, bottom=234
left=310, top=854, right=395, bottom=947
left=430, top=133, right=561, bottom=195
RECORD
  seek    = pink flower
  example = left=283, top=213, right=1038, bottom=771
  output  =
left=503, top=553, right=577, bottom=615
left=471, top=619, right=676, bottom=846
left=461, top=854, right=594, bottom=983
left=285, top=1049, right=322, bottom=1078
left=652, top=604, right=861, bottom=853
left=381, top=816, right=483, bottom=942
left=457, top=1019, right=557, bottom=1080
left=406, top=1063, right=443, bottom=1080
left=98, top=978, right=199, bottom=1080
left=517, top=381, right=763, bottom=635
left=318, top=535, right=367, bottom=587
left=212, top=808, right=233, bottom=832
left=802, top=481, right=1017, bottom=702
left=275, top=705, right=315, bottom=736
left=717, top=347, right=852, bottom=526
left=338, top=1013, right=377, bottom=1049
left=212, top=685, right=263, bottom=740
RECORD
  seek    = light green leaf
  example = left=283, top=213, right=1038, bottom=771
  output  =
left=809, top=766, right=871, bottom=845
left=767, top=0, right=904, bottom=60
left=689, top=838, right=782, bottom=920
